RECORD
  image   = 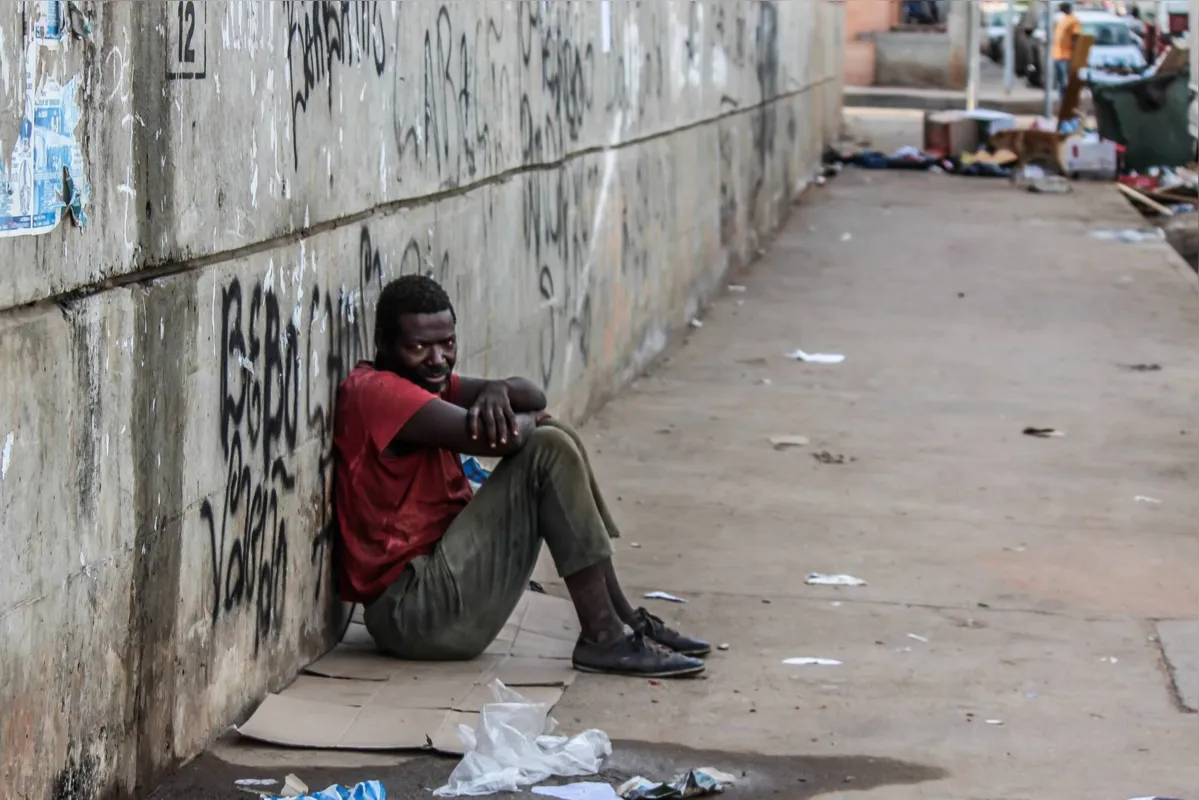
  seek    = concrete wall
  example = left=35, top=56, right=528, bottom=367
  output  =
left=0, top=2, right=841, bottom=798
left=844, top=0, right=900, bottom=86
left=869, top=30, right=958, bottom=88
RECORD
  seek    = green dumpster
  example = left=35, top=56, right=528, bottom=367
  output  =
left=1091, top=71, right=1196, bottom=172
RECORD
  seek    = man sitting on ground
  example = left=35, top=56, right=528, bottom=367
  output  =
left=333, top=275, right=708, bottom=677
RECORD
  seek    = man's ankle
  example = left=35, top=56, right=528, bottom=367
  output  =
left=581, top=626, right=625, bottom=647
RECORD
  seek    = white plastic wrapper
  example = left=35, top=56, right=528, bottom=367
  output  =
left=433, top=681, right=612, bottom=797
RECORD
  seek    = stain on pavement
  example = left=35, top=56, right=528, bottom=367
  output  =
left=145, top=740, right=944, bottom=799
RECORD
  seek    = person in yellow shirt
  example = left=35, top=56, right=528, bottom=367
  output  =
left=1052, top=3, right=1082, bottom=102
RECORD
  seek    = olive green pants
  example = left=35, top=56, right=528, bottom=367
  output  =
left=363, top=420, right=620, bottom=660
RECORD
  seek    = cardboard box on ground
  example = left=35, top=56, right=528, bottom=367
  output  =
left=923, top=109, right=1017, bottom=158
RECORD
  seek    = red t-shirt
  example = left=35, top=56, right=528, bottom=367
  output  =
left=333, top=362, right=472, bottom=603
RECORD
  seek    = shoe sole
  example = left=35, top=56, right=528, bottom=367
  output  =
left=572, top=662, right=706, bottom=679
left=677, top=647, right=711, bottom=658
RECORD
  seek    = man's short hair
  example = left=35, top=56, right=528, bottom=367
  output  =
left=376, top=275, right=456, bottom=339
left=1059, top=2, right=1072, bottom=13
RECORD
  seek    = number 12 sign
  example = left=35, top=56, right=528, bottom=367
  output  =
left=167, top=0, right=206, bottom=80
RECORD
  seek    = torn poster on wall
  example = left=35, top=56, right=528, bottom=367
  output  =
left=0, top=1, right=90, bottom=237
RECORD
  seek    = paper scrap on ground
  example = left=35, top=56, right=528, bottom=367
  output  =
left=985, top=719, right=1004, bottom=726
left=533, top=782, right=619, bottom=800
left=769, top=435, right=809, bottom=449
left=786, top=349, right=845, bottom=364
left=1135, top=495, right=1162, bottom=504
left=644, top=591, right=687, bottom=603
left=783, top=658, right=842, bottom=666
left=434, top=681, right=611, bottom=797
left=727, top=284, right=747, bottom=292
left=1090, top=228, right=1166, bottom=243
left=907, top=633, right=930, bottom=643
left=1022, top=427, right=1065, bottom=438
left=806, top=573, right=867, bottom=586
left=617, top=768, right=732, bottom=799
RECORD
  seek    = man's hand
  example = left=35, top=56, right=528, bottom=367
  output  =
left=468, top=382, right=519, bottom=448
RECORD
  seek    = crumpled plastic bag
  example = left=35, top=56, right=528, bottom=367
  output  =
left=272, top=782, right=384, bottom=800
left=433, top=680, right=612, bottom=797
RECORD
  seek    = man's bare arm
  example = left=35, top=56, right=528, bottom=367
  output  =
left=455, top=376, right=547, bottom=412
left=394, top=397, right=536, bottom=457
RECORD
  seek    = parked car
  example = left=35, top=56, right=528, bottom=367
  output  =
left=981, top=6, right=1027, bottom=63
left=1025, top=9, right=1147, bottom=87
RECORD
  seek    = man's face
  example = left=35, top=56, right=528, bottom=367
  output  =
left=380, top=311, right=457, bottom=393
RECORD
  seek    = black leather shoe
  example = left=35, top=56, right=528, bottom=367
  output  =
left=572, top=631, right=706, bottom=678
left=632, top=608, right=711, bottom=657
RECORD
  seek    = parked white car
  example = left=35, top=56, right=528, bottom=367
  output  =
left=1025, top=9, right=1147, bottom=87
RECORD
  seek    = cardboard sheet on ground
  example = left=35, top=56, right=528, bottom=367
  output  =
left=238, top=592, right=579, bottom=754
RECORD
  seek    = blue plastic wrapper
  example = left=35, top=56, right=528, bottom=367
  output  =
left=273, top=781, right=385, bottom=800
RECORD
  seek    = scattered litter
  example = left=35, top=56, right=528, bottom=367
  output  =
left=812, top=451, right=854, bottom=465
left=786, top=349, right=845, bottom=364
left=769, top=435, right=810, bottom=450
left=689, top=319, right=703, bottom=329
left=533, top=782, right=619, bottom=800
left=814, top=174, right=827, bottom=186
left=1028, top=175, right=1071, bottom=194
left=1022, top=427, right=1065, bottom=438
left=1127, top=796, right=1187, bottom=800
left=1135, top=496, right=1162, bottom=504
left=235, top=778, right=282, bottom=798
left=1090, top=228, right=1166, bottom=243
left=617, top=768, right=733, bottom=799
left=783, top=658, right=842, bottom=666
left=237, top=775, right=309, bottom=798
left=1101, top=656, right=1119, bottom=664
left=840, top=232, right=852, bottom=242
left=985, top=719, right=1004, bottom=726
left=830, top=601, right=842, bottom=607
left=805, top=573, right=867, bottom=587
left=644, top=591, right=687, bottom=603
left=1119, top=363, right=1162, bottom=372
left=906, top=633, right=930, bottom=643
left=260, top=781, right=383, bottom=800
left=717, top=643, right=730, bottom=651
left=629, top=542, right=642, bottom=548
left=727, top=284, right=747, bottom=292
left=434, top=681, right=611, bottom=797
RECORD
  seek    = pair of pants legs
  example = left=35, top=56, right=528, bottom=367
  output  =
left=364, top=420, right=621, bottom=660
left=1054, top=59, right=1070, bottom=104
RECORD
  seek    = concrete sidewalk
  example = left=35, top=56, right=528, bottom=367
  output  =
left=845, top=60, right=1051, bottom=114
left=844, top=84, right=1048, bottom=114
left=150, top=129, right=1199, bottom=799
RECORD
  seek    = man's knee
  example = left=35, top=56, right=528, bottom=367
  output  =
left=526, top=424, right=578, bottom=457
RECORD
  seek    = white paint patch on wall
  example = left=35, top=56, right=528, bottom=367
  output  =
left=0, top=24, right=11, bottom=107
left=712, top=44, right=728, bottom=88
left=1, top=431, right=13, bottom=480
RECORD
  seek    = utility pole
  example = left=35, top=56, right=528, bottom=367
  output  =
left=967, top=0, right=981, bottom=110
left=1042, top=0, right=1056, bottom=120
left=1004, top=0, right=1016, bottom=94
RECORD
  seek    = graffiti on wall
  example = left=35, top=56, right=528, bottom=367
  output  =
left=199, top=227, right=382, bottom=654
left=287, top=0, right=388, bottom=169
